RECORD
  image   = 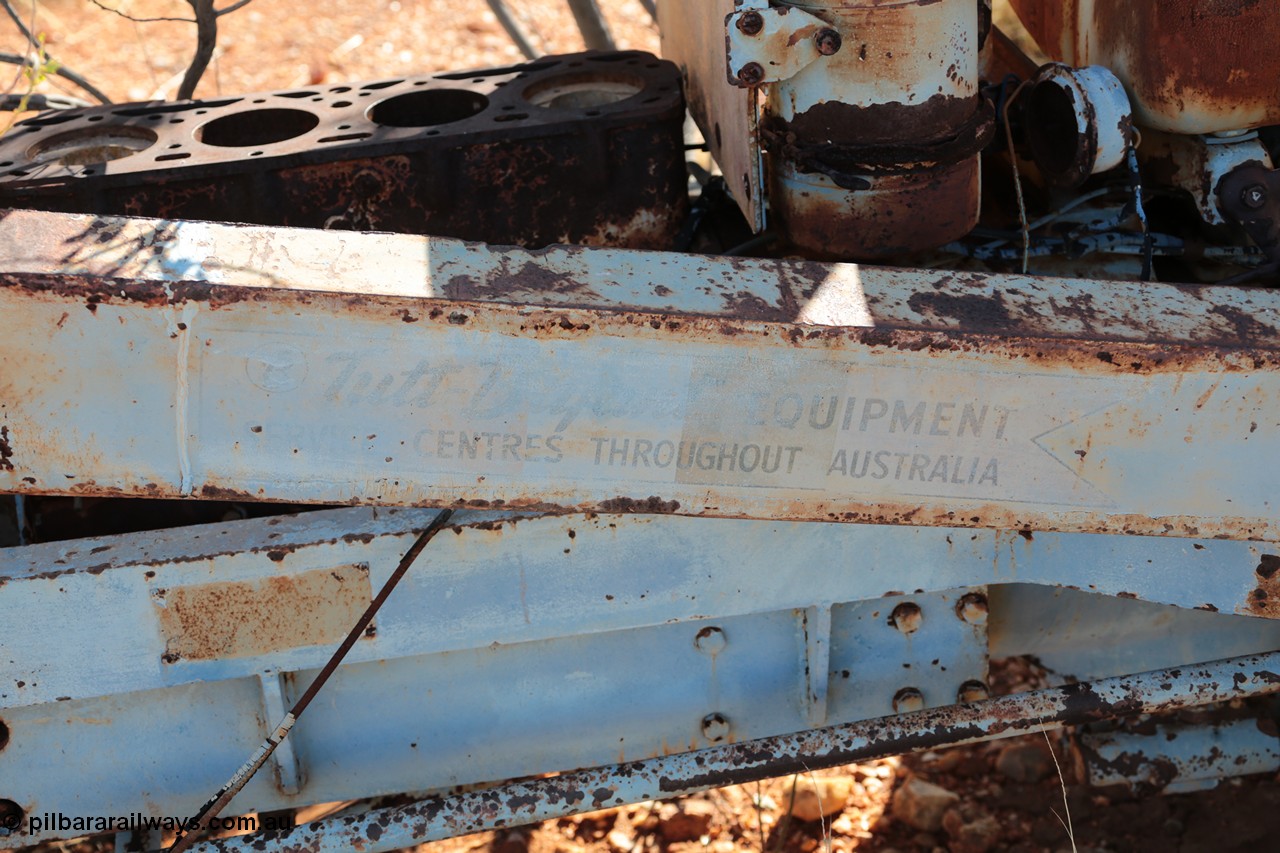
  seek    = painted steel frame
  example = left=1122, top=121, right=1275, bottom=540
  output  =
left=4, top=506, right=1280, bottom=847
left=1, top=209, right=1279, bottom=849
left=0, top=211, right=1277, bottom=542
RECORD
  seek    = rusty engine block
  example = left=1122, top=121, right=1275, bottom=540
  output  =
left=0, top=51, right=689, bottom=250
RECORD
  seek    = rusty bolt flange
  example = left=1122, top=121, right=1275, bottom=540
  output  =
left=889, top=602, right=923, bottom=634
left=736, top=11, right=764, bottom=36
left=958, top=680, right=991, bottom=703
left=737, top=62, right=765, bottom=87
left=815, top=28, right=843, bottom=56
left=701, top=712, right=731, bottom=742
left=955, top=593, right=989, bottom=626
left=893, top=687, right=925, bottom=714
left=1242, top=183, right=1268, bottom=210
left=694, top=625, right=726, bottom=654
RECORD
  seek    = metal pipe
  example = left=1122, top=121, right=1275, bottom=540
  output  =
left=189, top=650, right=1280, bottom=853
left=484, top=0, right=540, bottom=60
left=566, top=0, right=614, bottom=51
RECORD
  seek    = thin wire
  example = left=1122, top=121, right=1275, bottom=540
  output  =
left=1001, top=79, right=1033, bottom=273
left=167, top=508, right=456, bottom=853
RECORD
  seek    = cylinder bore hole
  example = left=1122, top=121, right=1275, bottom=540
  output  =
left=27, top=126, right=158, bottom=166
left=523, top=72, right=644, bottom=110
left=367, top=89, right=488, bottom=127
left=0, top=719, right=8, bottom=751
left=197, top=108, right=320, bottom=147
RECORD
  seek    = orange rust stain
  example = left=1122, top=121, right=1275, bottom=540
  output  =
left=1245, top=554, right=1280, bottom=619
left=155, top=563, right=372, bottom=661
left=1193, top=380, right=1221, bottom=410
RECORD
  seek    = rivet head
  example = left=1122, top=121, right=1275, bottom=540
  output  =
left=737, top=62, right=765, bottom=87
left=958, top=681, right=990, bottom=703
left=893, top=688, right=925, bottom=714
left=890, top=602, right=923, bottom=634
left=736, top=11, right=764, bottom=36
left=956, top=593, right=989, bottom=626
left=694, top=626, right=726, bottom=654
left=701, top=712, right=730, bottom=742
left=815, top=28, right=843, bottom=56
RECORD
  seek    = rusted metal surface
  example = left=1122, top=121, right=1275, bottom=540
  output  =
left=1217, top=161, right=1280, bottom=273
left=0, top=212, right=1278, bottom=540
left=0, top=51, right=688, bottom=250
left=769, top=153, right=981, bottom=258
left=752, top=0, right=987, bottom=258
left=658, top=0, right=765, bottom=231
left=155, top=564, right=372, bottom=662
left=1077, top=718, right=1280, bottom=794
left=167, top=509, right=456, bottom=853
left=989, top=585, right=1280, bottom=685
left=6, top=210, right=1278, bottom=347
left=1024, top=63, right=1133, bottom=188
left=6, top=507, right=1278, bottom=713
left=5, top=504, right=1279, bottom=843
left=1139, top=128, right=1275, bottom=226
left=725, top=4, right=829, bottom=87
left=186, top=651, right=1280, bottom=853
left=1008, top=0, right=1280, bottom=135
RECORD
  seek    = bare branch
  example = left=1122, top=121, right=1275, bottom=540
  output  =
left=177, top=0, right=217, bottom=101
left=215, top=0, right=256, bottom=15
left=87, top=1, right=195, bottom=24
left=0, top=51, right=112, bottom=104
left=0, top=0, right=37, bottom=50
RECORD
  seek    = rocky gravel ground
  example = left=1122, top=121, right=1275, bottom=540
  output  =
left=6, top=3, right=1280, bottom=853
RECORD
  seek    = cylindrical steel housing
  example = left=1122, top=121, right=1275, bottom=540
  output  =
left=1008, top=0, right=1280, bottom=135
left=764, top=0, right=986, bottom=258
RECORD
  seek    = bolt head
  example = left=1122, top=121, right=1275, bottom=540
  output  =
left=694, top=625, right=727, bottom=654
left=890, top=602, right=923, bottom=634
left=1242, top=183, right=1268, bottom=210
left=893, top=688, right=925, bottom=714
left=737, top=62, right=765, bottom=87
left=956, top=593, right=989, bottom=626
left=815, top=28, right=843, bottom=56
left=701, top=712, right=731, bottom=742
left=958, top=681, right=990, bottom=703
left=736, top=10, right=764, bottom=36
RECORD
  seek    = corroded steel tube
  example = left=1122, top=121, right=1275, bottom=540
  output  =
left=189, top=651, right=1280, bottom=853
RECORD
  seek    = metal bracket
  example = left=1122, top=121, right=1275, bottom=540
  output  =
left=726, top=4, right=839, bottom=87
